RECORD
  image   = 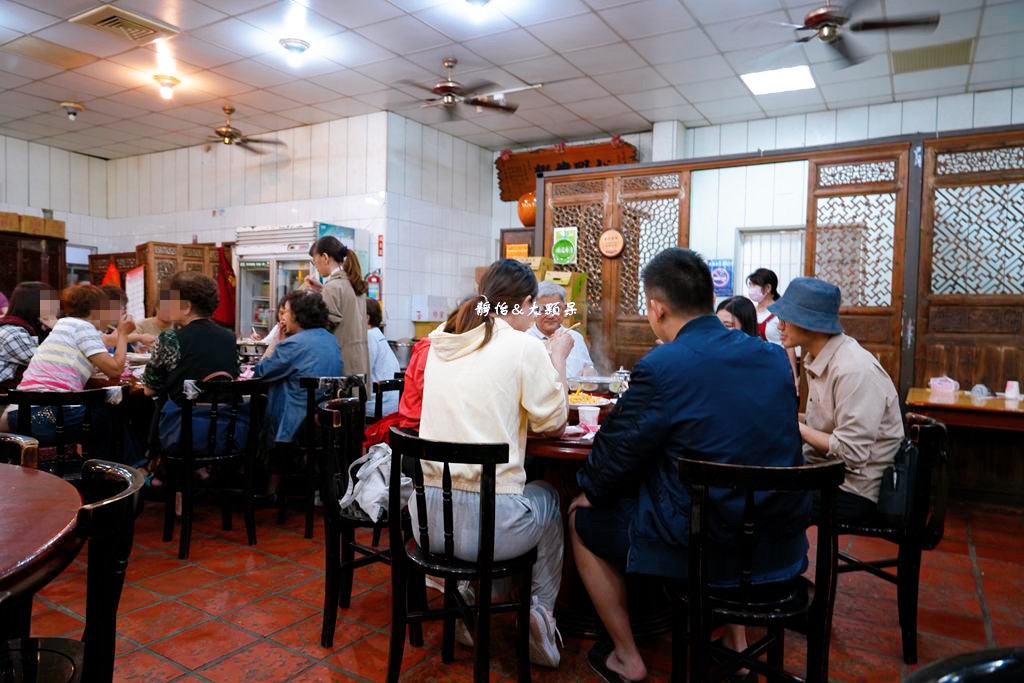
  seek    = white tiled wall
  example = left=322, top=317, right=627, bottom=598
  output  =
left=0, top=134, right=108, bottom=248
left=382, top=113, right=494, bottom=340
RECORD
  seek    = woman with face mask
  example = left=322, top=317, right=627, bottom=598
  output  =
left=747, top=268, right=798, bottom=388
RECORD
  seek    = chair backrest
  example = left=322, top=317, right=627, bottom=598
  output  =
left=388, top=427, right=508, bottom=573
left=0, top=433, right=39, bottom=467
left=905, top=413, right=950, bottom=550
left=372, top=377, right=405, bottom=421
left=299, top=375, right=366, bottom=449
left=73, top=459, right=144, bottom=682
left=5, top=388, right=121, bottom=465
left=677, top=458, right=846, bottom=610
left=175, top=379, right=267, bottom=459
left=316, top=397, right=365, bottom=525
left=902, top=646, right=1024, bottom=683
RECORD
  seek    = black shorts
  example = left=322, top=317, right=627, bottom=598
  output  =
left=573, top=497, right=637, bottom=570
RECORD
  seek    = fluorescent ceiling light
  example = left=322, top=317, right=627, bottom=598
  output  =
left=740, top=65, right=816, bottom=95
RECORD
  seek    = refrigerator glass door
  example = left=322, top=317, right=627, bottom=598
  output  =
left=276, top=259, right=311, bottom=307
left=239, top=260, right=272, bottom=337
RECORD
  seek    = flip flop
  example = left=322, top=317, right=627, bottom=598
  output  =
left=586, top=641, right=630, bottom=683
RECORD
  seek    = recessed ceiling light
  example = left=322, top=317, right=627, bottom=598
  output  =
left=466, top=0, right=491, bottom=5
left=279, top=37, right=310, bottom=67
left=60, top=101, right=84, bottom=121
left=153, top=74, right=180, bottom=99
left=740, top=65, right=816, bottom=95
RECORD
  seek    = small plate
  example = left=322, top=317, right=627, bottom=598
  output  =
left=568, top=396, right=610, bottom=407
left=563, top=425, right=587, bottom=438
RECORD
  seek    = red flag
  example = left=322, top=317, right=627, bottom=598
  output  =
left=212, top=246, right=236, bottom=328
left=101, top=260, right=121, bottom=287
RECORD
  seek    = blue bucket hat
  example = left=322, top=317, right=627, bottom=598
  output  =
left=767, top=277, right=842, bottom=335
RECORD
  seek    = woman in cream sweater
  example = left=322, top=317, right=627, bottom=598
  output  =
left=308, top=236, right=370, bottom=384
left=416, top=259, right=572, bottom=669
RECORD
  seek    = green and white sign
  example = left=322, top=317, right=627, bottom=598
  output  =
left=552, top=226, right=578, bottom=265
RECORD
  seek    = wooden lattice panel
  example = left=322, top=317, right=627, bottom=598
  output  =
left=936, top=146, right=1024, bottom=175
left=551, top=179, right=606, bottom=197
left=931, top=183, right=1024, bottom=295
left=551, top=202, right=604, bottom=313
left=620, top=173, right=680, bottom=193
left=814, top=193, right=896, bottom=307
left=618, top=198, right=679, bottom=315
left=817, top=161, right=895, bottom=187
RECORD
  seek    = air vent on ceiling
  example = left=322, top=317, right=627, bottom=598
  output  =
left=891, top=38, right=974, bottom=75
left=68, top=4, right=179, bottom=45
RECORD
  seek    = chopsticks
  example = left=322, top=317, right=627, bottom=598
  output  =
left=566, top=322, right=582, bottom=332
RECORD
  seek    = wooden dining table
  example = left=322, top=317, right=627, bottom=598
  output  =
left=526, top=431, right=673, bottom=640
left=905, top=387, right=1024, bottom=432
left=0, top=464, right=84, bottom=639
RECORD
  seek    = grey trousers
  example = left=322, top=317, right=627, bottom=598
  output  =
left=408, top=480, right=563, bottom=611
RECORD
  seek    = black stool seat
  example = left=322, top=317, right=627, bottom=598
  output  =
left=0, top=637, right=83, bottom=683
left=837, top=521, right=901, bottom=539
left=407, top=542, right=536, bottom=580
left=706, top=577, right=811, bottom=621
left=902, top=647, right=1024, bottom=683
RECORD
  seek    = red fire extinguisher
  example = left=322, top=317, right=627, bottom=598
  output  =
left=366, top=272, right=381, bottom=301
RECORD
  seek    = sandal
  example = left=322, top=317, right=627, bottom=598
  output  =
left=587, top=641, right=634, bottom=683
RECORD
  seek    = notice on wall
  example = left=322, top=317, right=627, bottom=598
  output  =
left=125, top=265, right=146, bottom=321
left=505, top=243, right=529, bottom=259
left=552, top=226, right=578, bottom=265
left=708, top=259, right=734, bottom=297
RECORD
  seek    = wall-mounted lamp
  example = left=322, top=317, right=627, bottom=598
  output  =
left=153, top=74, right=180, bottom=100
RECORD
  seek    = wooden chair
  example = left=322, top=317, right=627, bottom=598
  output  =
left=0, top=459, right=144, bottom=683
left=275, top=376, right=366, bottom=539
left=671, top=458, right=846, bottom=683
left=317, top=395, right=423, bottom=649
left=902, top=646, right=1024, bottom=682
left=836, top=412, right=950, bottom=664
left=0, top=433, right=40, bottom=467
left=370, top=377, right=405, bottom=423
left=5, top=388, right=124, bottom=477
left=160, top=379, right=267, bottom=560
left=386, top=427, right=536, bottom=683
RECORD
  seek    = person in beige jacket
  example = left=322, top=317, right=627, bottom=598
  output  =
left=308, top=236, right=370, bottom=384
left=415, top=259, right=572, bottom=669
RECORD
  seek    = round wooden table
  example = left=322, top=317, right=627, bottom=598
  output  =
left=0, top=464, right=83, bottom=639
left=527, top=434, right=673, bottom=640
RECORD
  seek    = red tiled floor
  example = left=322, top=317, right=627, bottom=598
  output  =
left=22, top=499, right=1023, bottom=681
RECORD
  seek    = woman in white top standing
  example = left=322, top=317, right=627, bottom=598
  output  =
left=416, top=259, right=571, bottom=669
left=748, top=268, right=798, bottom=388
left=365, top=298, right=400, bottom=417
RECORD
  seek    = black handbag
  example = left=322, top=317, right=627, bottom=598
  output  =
left=876, top=439, right=918, bottom=526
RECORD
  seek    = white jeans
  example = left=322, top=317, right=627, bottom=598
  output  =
left=409, top=480, right=563, bottom=611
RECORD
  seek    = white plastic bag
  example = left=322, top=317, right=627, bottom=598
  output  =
left=339, top=442, right=412, bottom=523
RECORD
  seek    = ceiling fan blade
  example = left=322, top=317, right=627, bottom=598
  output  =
left=464, top=97, right=518, bottom=114
left=207, top=135, right=226, bottom=142
left=399, top=79, right=440, bottom=95
left=848, top=13, right=940, bottom=32
left=830, top=34, right=867, bottom=67
left=842, top=0, right=875, bottom=20
left=420, top=99, right=446, bottom=109
left=476, top=83, right=543, bottom=98
left=236, top=141, right=266, bottom=155
left=458, top=80, right=498, bottom=98
left=745, top=39, right=811, bottom=73
left=239, top=137, right=286, bottom=145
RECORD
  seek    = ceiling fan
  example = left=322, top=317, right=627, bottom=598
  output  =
left=401, top=57, right=542, bottom=120
left=206, top=105, right=286, bottom=154
left=770, top=0, right=940, bottom=67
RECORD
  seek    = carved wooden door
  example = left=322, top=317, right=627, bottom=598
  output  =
left=916, top=133, right=1024, bottom=390
left=805, top=146, right=910, bottom=384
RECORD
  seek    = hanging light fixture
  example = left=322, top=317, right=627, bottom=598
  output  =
left=279, top=38, right=310, bottom=67
left=153, top=74, right=180, bottom=100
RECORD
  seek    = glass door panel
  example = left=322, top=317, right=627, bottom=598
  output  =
left=239, top=260, right=272, bottom=337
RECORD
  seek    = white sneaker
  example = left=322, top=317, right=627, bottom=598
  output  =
left=528, top=595, right=562, bottom=669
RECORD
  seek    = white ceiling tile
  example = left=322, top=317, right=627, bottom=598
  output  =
left=620, top=86, right=688, bottom=110
left=564, top=95, right=632, bottom=118
left=275, top=105, right=337, bottom=124
left=243, top=112, right=302, bottom=130
left=970, top=58, right=1024, bottom=86
left=881, top=0, right=980, bottom=12
left=315, top=96, right=379, bottom=117
left=680, top=76, right=750, bottom=102
left=684, top=0, right=782, bottom=24
left=459, top=131, right=514, bottom=149
left=254, top=49, right=342, bottom=77
left=633, top=103, right=702, bottom=121
left=355, top=15, right=450, bottom=53
left=518, top=104, right=585, bottom=126
left=464, top=112, right=531, bottom=130
left=237, top=2, right=346, bottom=41
left=134, top=112, right=193, bottom=131
left=355, top=57, right=438, bottom=84
left=974, top=33, right=1024, bottom=63
left=161, top=104, right=226, bottom=125
left=820, top=75, right=892, bottom=103
left=583, top=0, right=643, bottom=9
left=755, top=88, right=825, bottom=111
left=527, top=13, right=620, bottom=52
left=501, top=125, right=556, bottom=144
left=893, top=65, right=969, bottom=94
left=185, top=69, right=255, bottom=96
left=18, top=0, right=99, bottom=18
left=194, top=0, right=274, bottom=14
left=115, top=0, right=228, bottom=31
left=694, top=94, right=763, bottom=118
left=502, top=88, right=557, bottom=110
left=31, top=71, right=126, bottom=98
left=453, top=67, right=524, bottom=93
left=232, top=89, right=302, bottom=112
left=109, top=47, right=204, bottom=76
left=503, top=55, right=583, bottom=83
left=888, top=9, right=981, bottom=50
left=386, top=0, right=447, bottom=10
left=599, top=0, right=696, bottom=39
left=562, top=42, right=647, bottom=76
left=2, top=119, right=59, bottom=137
left=538, top=77, right=609, bottom=101
left=163, top=34, right=246, bottom=69
left=268, top=79, right=342, bottom=103
left=214, top=59, right=294, bottom=88
left=499, top=0, right=589, bottom=25
left=31, top=22, right=134, bottom=58
left=82, top=96, right=151, bottom=118
left=309, top=69, right=387, bottom=96
left=306, top=31, right=394, bottom=67
left=705, top=11, right=801, bottom=52
left=893, top=85, right=964, bottom=102
left=0, top=52, right=63, bottom=79
left=463, top=29, right=553, bottom=64
left=0, top=70, right=29, bottom=89
left=810, top=54, right=890, bottom=85
left=0, top=0, right=60, bottom=32
left=431, top=118, right=488, bottom=136
left=657, top=54, right=736, bottom=86
left=593, top=66, right=670, bottom=94
left=354, top=88, right=420, bottom=108
left=2, top=90, right=60, bottom=111
left=191, top=18, right=278, bottom=57
left=296, top=0, right=404, bottom=28
left=0, top=103, right=36, bottom=122
left=631, top=28, right=718, bottom=65
left=89, top=125, right=141, bottom=143
left=0, top=25, right=17, bottom=44
left=72, top=60, right=152, bottom=90
left=590, top=111, right=653, bottom=132
left=414, top=4, right=517, bottom=41
left=405, top=44, right=492, bottom=74
left=544, top=119, right=603, bottom=138
left=980, top=2, right=1024, bottom=36
left=401, top=105, right=451, bottom=125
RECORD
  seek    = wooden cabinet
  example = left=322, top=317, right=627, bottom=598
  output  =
left=87, top=252, right=139, bottom=287
left=0, top=231, right=66, bottom=297
left=135, top=242, right=229, bottom=316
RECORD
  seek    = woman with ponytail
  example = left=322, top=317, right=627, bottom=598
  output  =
left=414, top=259, right=572, bottom=669
left=309, top=236, right=370, bottom=385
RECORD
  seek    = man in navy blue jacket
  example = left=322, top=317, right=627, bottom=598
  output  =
left=569, top=248, right=809, bottom=682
